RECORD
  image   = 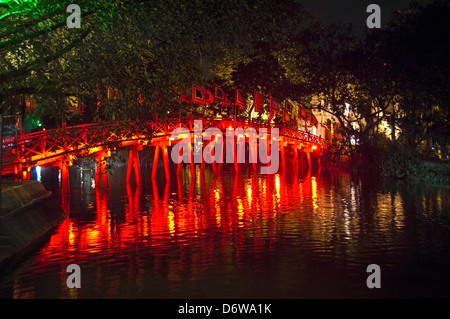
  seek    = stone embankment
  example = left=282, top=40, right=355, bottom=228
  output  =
left=0, top=180, right=66, bottom=265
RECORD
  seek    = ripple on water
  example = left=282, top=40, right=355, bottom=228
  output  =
left=1, top=166, right=450, bottom=298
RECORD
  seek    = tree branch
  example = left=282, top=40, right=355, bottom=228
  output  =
left=0, top=9, right=67, bottom=40
left=0, top=10, right=94, bottom=50
left=0, top=6, right=66, bottom=27
left=0, top=28, right=91, bottom=82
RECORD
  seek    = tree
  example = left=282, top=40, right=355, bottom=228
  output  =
left=1, top=0, right=312, bottom=127
left=277, top=0, right=449, bottom=164
left=277, top=23, right=392, bottom=159
left=0, top=0, right=128, bottom=125
left=380, top=0, right=449, bottom=156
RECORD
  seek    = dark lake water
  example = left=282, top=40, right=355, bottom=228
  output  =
left=1, top=159, right=450, bottom=299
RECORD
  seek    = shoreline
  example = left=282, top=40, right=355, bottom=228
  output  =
left=0, top=181, right=66, bottom=266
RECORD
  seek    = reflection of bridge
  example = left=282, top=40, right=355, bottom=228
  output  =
left=1, top=117, right=325, bottom=192
left=23, top=170, right=318, bottom=295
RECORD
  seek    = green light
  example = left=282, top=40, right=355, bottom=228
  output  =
left=0, top=0, right=39, bottom=5
left=0, top=0, right=40, bottom=20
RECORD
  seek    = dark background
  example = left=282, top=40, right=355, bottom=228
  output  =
left=302, top=0, right=435, bottom=27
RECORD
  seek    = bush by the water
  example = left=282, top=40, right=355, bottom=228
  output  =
left=377, top=149, right=449, bottom=183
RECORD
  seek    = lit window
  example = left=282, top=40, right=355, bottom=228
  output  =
left=345, top=103, right=350, bottom=115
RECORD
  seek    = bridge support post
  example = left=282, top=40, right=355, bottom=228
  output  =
left=127, top=148, right=134, bottom=183
left=210, top=142, right=217, bottom=175
left=293, top=147, right=299, bottom=172
left=133, top=146, right=142, bottom=185
left=218, top=142, right=223, bottom=173
left=62, top=191, right=70, bottom=213
left=177, top=173, right=183, bottom=203
left=13, top=163, right=23, bottom=181
left=233, top=142, right=239, bottom=174
left=236, top=141, right=245, bottom=174
left=201, top=141, right=217, bottom=173
left=22, top=166, right=31, bottom=181
left=264, top=137, right=272, bottom=172
left=280, top=142, right=286, bottom=172
left=174, top=141, right=196, bottom=177
left=217, top=138, right=223, bottom=173
left=162, top=144, right=170, bottom=181
left=177, top=143, right=184, bottom=176
left=200, top=143, right=206, bottom=172
left=59, top=161, right=71, bottom=194
left=188, top=142, right=195, bottom=178
left=96, top=152, right=109, bottom=190
left=127, top=145, right=142, bottom=185
left=250, top=141, right=258, bottom=174
left=152, top=145, right=160, bottom=179
left=306, top=151, right=312, bottom=169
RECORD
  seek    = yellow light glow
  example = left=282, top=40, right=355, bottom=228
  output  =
left=274, top=174, right=281, bottom=209
left=68, top=221, right=75, bottom=247
left=311, top=176, right=318, bottom=209
left=214, top=189, right=220, bottom=201
left=168, top=210, right=175, bottom=235
left=237, top=198, right=244, bottom=227
left=246, top=184, right=252, bottom=208
left=85, top=226, right=101, bottom=253
left=214, top=190, right=221, bottom=227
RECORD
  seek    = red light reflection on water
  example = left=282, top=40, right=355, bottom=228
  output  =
left=7, top=167, right=450, bottom=299
left=28, top=169, right=321, bottom=298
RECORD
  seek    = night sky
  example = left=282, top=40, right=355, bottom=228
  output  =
left=301, top=0, right=436, bottom=28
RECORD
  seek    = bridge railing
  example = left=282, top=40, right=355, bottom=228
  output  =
left=2, top=117, right=326, bottom=172
left=159, top=116, right=324, bottom=143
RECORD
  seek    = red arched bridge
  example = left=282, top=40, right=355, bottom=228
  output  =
left=1, top=117, right=326, bottom=192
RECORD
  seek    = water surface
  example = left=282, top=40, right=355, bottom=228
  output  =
left=1, top=162, right=449, bottom=298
